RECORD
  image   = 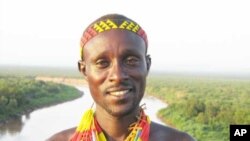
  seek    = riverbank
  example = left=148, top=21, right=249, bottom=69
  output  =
left=0, top=76, right=84, bottom=126
left=146, top=75, right=250, bottom=141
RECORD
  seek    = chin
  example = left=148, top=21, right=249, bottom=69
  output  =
left=105, top=102, right=139, bottom=117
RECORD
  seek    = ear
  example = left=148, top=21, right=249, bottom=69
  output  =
left=146, top=55, right=151, bottom=73
left=78, top=60, right=87, bottom=77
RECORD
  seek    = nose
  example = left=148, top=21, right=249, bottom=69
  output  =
left=109, top=61, right=128, bottom=83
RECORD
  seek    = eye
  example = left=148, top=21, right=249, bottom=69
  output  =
left=125, top=56, right=140, bottom=66
left=96, top=59, right=109, bottom=69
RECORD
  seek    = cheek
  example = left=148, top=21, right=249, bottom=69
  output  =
left=129, top=63, right=148, bottom=80
left=86, top=67, right=108, bottom=93
left=86, top=64, right=106, bottom=81
left=128, top=67, right=147, bottom=89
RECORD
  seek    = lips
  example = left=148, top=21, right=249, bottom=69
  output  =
left=106, top=87, right=132, bottom=97
left=109, top=89, right=130, bottom=96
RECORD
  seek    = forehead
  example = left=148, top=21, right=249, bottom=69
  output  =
left=83, top=30, right=146, bottom=59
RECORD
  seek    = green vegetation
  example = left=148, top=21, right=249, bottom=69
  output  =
left=0, top=75, right=82, bottom=123
left=146, top=74, right=250, bottom=141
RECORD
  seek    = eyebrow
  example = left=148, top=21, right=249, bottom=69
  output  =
left=123, top=47, right=146, bottom=56
left=89, top=50, right=110, bottom=61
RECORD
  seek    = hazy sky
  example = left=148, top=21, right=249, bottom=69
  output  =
left=1, top=0, right=250, bottom=73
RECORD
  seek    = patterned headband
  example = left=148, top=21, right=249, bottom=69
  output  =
left=80, top=19, right=148, bottom=59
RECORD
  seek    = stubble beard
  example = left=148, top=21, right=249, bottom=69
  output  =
left=102, top=97, right=140, bottom=118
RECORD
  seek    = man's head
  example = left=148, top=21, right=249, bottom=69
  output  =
left=78, top=14, right=151, bottom=117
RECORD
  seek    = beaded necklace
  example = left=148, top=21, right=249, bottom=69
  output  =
left=70, top=108, right=151, bottom=141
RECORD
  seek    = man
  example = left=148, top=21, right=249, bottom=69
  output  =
left=47, top=14, right=195, bottom=141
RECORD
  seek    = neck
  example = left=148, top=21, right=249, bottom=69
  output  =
left=95, top=106, right=140, bottom=141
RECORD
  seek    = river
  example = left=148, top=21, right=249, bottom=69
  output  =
left=0, top=86, right=167, bottom=141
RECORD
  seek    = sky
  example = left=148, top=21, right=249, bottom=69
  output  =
left=1, top=0, right=250, bottom=73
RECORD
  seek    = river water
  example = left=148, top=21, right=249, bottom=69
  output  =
left=0, top=86, right=167, bottom=141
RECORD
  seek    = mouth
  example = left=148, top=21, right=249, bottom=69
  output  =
left=109, top=89, right=130, bottom=96
left=107, top=88, right=133, bottom=97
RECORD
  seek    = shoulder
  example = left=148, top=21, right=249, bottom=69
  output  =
left=46, top=127, right=76, bottom=141
left=149, top=122, right=196, bottom=141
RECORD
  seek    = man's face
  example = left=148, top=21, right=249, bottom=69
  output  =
left=83, top=30, right=150, bottom=117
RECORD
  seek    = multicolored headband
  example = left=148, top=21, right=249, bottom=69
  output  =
left=80, top=19, right=148, bottom=59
